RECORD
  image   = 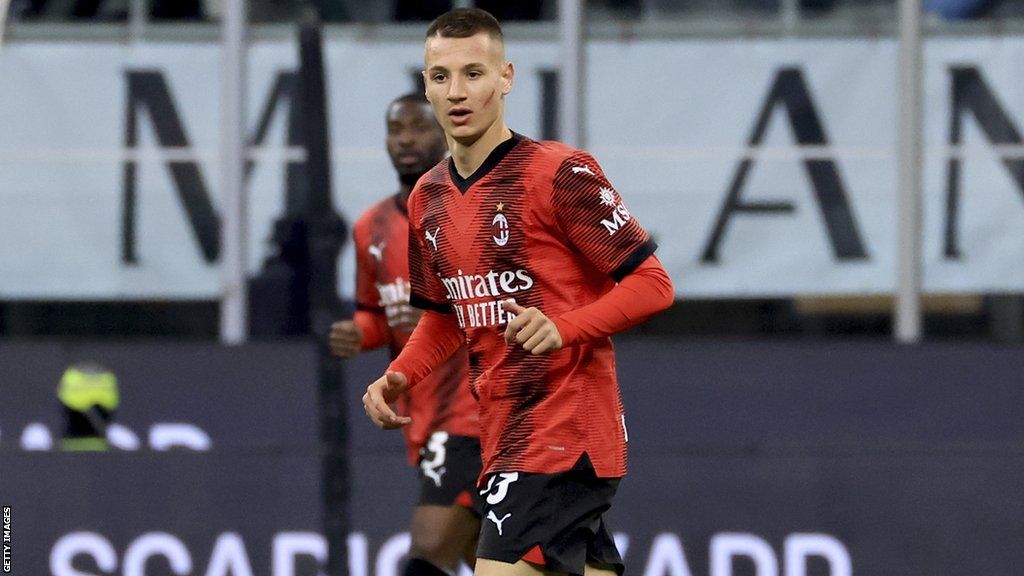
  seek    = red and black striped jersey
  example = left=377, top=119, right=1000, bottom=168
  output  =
left=406, top=133, right=657, bottom=479
left=353, top=194, right=478, bottom=464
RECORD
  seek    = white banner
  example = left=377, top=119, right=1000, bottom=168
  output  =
left=1, top=37, right=1023, bottom=298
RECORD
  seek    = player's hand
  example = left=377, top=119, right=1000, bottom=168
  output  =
left=329, top=320, right=362, bottom=359
left=362, top=371, right=411, bottom=429
left=501, top=300, right=563, bottom=355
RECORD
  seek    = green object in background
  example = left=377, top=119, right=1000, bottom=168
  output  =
left=60, top=436, right=111, bottom=451
left=58, top=365, right=120, bottom=412
left=58, top=364, right=119, bottom=451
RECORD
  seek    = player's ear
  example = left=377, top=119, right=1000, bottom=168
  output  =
left=421, top=70, right=429, bottom=97
left=501, top=62, right=514, bottom=95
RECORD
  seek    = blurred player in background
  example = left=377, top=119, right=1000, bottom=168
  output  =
left=330, top=93, right=482, bottom=576
left=362, top=8, right=675, bottom=576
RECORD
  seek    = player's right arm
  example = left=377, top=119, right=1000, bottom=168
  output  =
left=363, top=371, right=411, bottom=429
left=363, top=309, right=463, bottom=429
left=362, top=187, right=463, bottom=429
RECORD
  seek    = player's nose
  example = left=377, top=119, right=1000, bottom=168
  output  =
left=447, top=77, right=467, bottom=101
left=396, top=128, right=416, bottom=144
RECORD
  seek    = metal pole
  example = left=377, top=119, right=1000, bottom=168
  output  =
left=297, top=8, right=349, bottom=575
left=129, top=0, right=146, bottom=43
left=559, top=0, right=585, bottom=148
left=895, top=0, right=923, bottom=343
left=641, top=0, right=660, bottom=23
left=0, top=0, right=12, bottom=46
left=219, top=0, right=248, bottom=344
left=781, top=0, right=800, bottom=35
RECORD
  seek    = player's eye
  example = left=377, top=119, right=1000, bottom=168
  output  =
left=467, top=70, right=483, bottom=79
left=431, top=73, right=447, bottom=83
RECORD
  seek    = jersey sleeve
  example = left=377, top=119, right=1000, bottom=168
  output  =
left=353, top=309, right=389, bottom=351
left=387, top=310, right=464, bottom=389
left=552, top=254, right=675, bottom=346
left=353, top=218, right=383, bottom=313
left=551, top=152, right=657, bottom=281
left=406, top=190, right=451, bottom=313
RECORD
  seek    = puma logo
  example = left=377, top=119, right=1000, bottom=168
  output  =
left=424, top=227, right=440, bottom=251
left=368, top=242, right=386, bottom=262
left=486, top=511, right=512, bottom=536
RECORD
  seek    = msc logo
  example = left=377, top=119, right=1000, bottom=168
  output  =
left=597, top=187, right=633, bottom=236
left=600, top=208, right=633, bottom=236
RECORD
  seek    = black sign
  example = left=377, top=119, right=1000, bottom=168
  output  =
left=2, top=341, right=1022, bottom=575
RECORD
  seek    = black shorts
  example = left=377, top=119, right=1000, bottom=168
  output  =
left=476, top=465, right=624, bottom=576
left=416, top=432, right=484, bottom=515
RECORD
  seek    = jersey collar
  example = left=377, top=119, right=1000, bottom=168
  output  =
left=447, top=132, right=523, bottom=195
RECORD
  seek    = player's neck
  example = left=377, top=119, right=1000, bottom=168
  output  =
left=398, top=183, right=413, bottom=205
left=448, top=122, right=512, bottom=179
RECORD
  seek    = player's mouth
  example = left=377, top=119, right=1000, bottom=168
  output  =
left=448, top=107, right=472, bottom=125
left=398, top=153, right=420, bottom=166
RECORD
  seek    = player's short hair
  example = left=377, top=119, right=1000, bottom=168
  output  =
left=425, top=8, right=503, bottom=43
left=391, top=92, right=429, bottom=107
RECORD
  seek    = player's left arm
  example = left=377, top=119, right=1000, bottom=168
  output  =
left=503, top=256, right=673, bottom=352
left=504, top=153, right=674, bottom=353
left=549, top=254, right=673, bottom=346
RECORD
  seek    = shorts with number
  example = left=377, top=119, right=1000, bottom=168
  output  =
left=417, top=432, right=484, bottom=515
left=476, top=464, right=624, bottom=576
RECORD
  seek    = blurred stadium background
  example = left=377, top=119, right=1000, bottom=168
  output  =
left=1, top=1, right=1023, bottom=575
